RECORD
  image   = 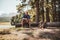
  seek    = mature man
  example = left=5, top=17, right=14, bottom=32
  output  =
left=22, top=12, right=30, bottom=28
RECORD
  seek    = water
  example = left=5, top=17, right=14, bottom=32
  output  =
left=0, top=25, right=15, bottom=29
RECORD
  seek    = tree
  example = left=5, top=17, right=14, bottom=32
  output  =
left=35, top=0, right=40, bottom=23
left=16, top=0, right=60, bottom=23
left=40, top=0, right=44, bottom=22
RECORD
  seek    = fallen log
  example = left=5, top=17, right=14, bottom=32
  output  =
left=30, top=23, right=39, bottom=27
left=45, top=22, right=60, bottom=27
left=15, top=22, right=60, bottom=28
left=15, top=23, right=39, bottom=27
left=15, top=23, right=22, bottom=27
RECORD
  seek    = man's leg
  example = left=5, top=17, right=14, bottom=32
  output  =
left=21, top=19, right=24, bottom=27
left=22, top=19, right=27, bottom=27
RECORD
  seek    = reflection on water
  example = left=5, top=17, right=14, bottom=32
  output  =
left=0, top=25, right=15, bottom=29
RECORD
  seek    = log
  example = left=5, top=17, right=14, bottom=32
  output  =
left=15, top=23, right=39, bottom=27
left=45, top=22, right=60, bottom=27
left=30, top=23, right=39, bottom=27
left=15, top=23, right=22, bottom=27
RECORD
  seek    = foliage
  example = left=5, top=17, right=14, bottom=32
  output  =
left=11, top=0, right=60, bottom=23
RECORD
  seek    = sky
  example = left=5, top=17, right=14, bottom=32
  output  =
left=0, top=0, right=20, bottom=15
left=0, top=0, right=31, bottom=17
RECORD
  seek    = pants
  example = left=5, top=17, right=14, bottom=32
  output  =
left=22, top=19, right=29, bottom=28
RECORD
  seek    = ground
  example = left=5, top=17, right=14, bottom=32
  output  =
left=0, top=22, right=60, bottom=40
left=0, top=22, right=10, bottom=25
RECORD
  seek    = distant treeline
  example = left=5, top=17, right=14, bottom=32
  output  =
left=0, top=17, right=11, bottom=22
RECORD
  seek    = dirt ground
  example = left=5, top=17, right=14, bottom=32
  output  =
left=0, top=27, right=60, bottom=40
left=0, top=22, right=60, bottom=40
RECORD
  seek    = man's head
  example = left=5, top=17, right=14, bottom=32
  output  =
left=25, top=11, right=28, bottom=15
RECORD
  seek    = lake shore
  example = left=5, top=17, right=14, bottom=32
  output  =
left=0, top=22, right=10, bottom=25
left=0, top=22, right=15, bottom=29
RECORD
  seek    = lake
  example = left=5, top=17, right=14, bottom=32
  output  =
left=0, top=25, right=15, bottom=29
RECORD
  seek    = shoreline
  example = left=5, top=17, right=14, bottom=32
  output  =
left=0, top=22, right=10, bottom=25
left=0, top=22, right=15, bottom=29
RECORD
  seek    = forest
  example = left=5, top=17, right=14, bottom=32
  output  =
left=0, top=0, right=60, bottom=40
left=11, top=0, right=60, bottom=27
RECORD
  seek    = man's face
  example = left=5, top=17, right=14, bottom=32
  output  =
left=25, top=12, right=28, bottom=15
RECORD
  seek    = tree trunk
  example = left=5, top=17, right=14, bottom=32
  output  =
left=52, top=0, right=56, bottom=22
left=35, top=0, right=40, bottom=23
left=46, top=7, right=50, bottom=22
left=55, top=0, right=60, bottom=22
left=58, top=13, right=60, bottom=21
left=41, top=10, right=44, bottom=22
left=46, top=0, right=50, bottom=22
left=41, top=0, right=44, bottom=22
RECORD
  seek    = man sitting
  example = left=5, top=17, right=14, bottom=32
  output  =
left=22, top=12, right=30, bottom=28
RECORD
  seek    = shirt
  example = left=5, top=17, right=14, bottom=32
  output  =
left=22, top=14, right=30, bottom=19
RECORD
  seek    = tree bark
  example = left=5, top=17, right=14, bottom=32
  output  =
left=52, top=0, right=57, bottom=22
left=35, top=0, right=40, bottom=23
left=46, top=7, right=50, bottom=22
left=41, top=0, right=44, bottom=22
left=46, top=0, right=50, bottom=22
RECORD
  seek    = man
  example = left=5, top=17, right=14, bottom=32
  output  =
left=22, top=12, right=30, bottom=28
